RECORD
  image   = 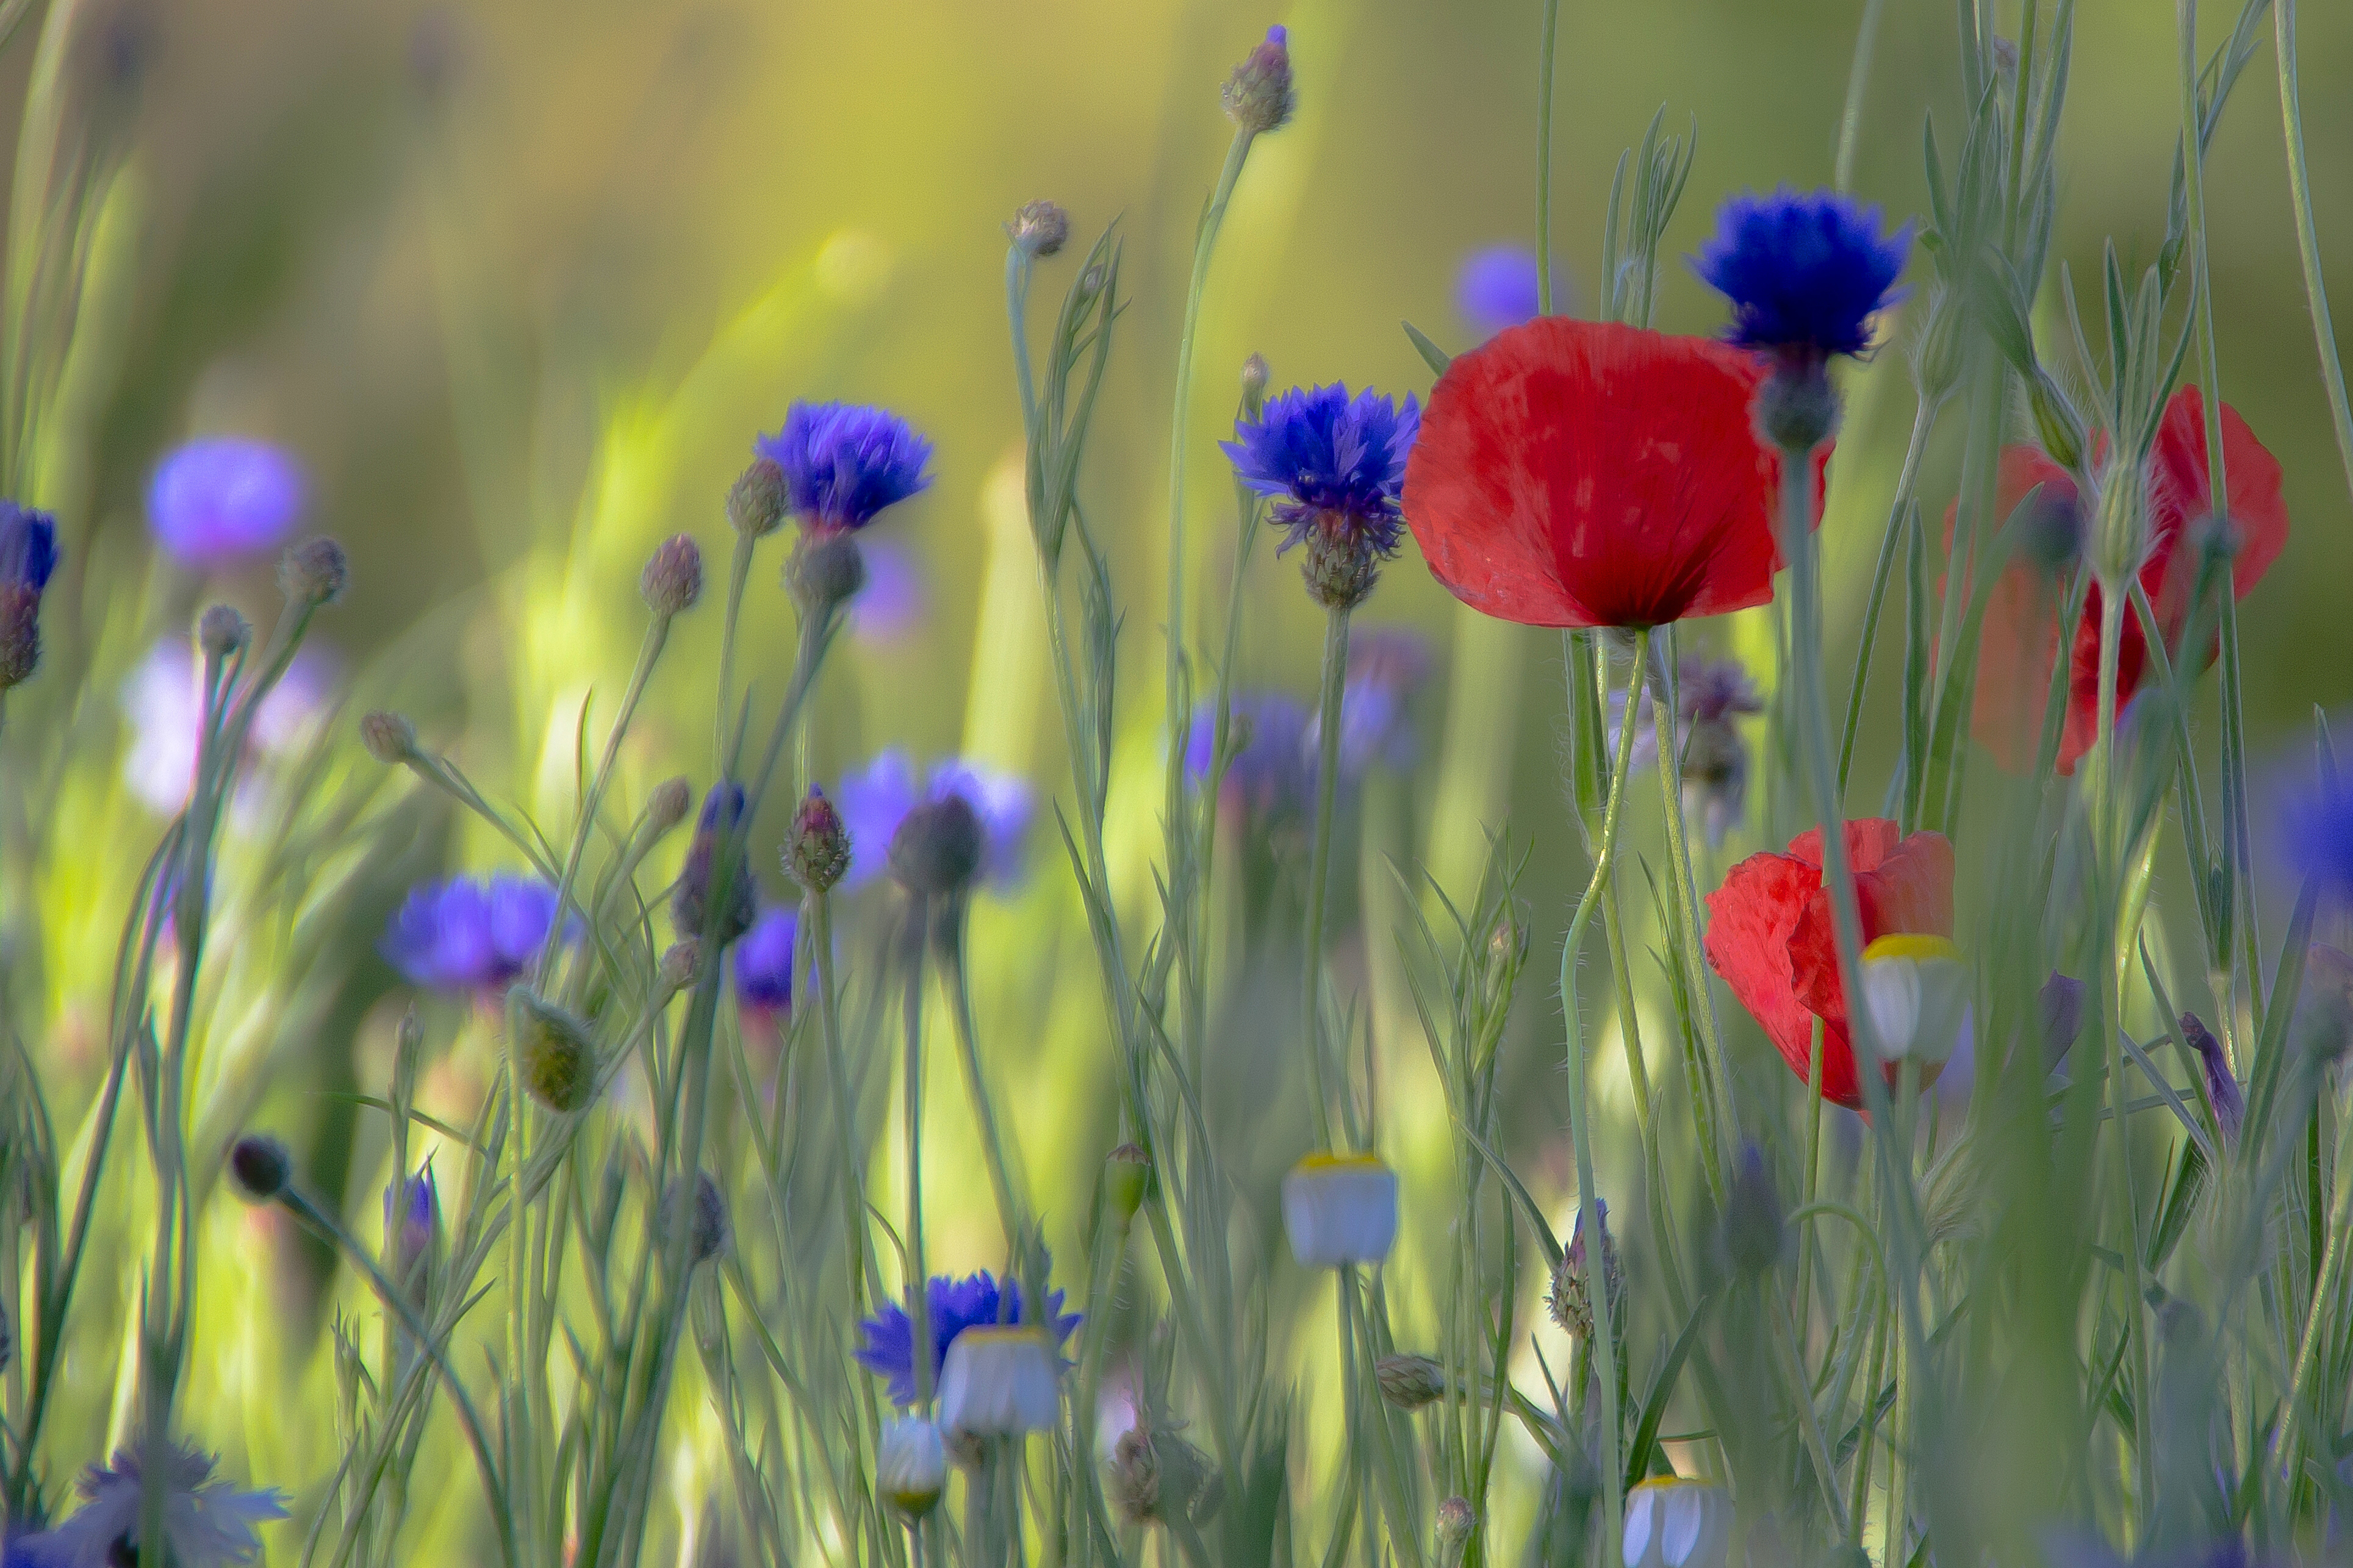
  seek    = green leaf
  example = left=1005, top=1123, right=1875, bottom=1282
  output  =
left=1623, top=1291, right=1713, bottom=1491
left=1401, top=320, right=1452, bottom=378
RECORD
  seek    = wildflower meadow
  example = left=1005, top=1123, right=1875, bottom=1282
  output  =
left=5, top=1, right=2353, bottom=1565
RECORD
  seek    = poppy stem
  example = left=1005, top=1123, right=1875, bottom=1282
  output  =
left=1302, top=606, right=1353, bottom=1151
left=1557, top=625, right=1647, bottom=1555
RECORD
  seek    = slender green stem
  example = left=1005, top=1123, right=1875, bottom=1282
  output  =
left=715, top=528, right=759, bottom=771
left=1536, top=0, right=1561, bottom=314
left=809, top=887, right=880, bottom=1309
left=941, top=918, right=1022, bottom=1252
left=2274, top=0, right=2353, bottom=508
left=1006, top=246, right=1038, bottom=435
left=541, top=614, right=669, bottom=982
left=1837, top=396, right=1939, bottom=800
left=1833, top=0, right=1889, bottom=193
left=1649, top=651, right=1736, bottom=1203
left=902, top=897, right=935, bottom=1410
left=1301, top=606, right=1353, bottom=1150
left=1559, top=625, right=1650, bottom=1556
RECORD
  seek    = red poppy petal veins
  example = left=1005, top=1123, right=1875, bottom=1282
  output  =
left=1703, top=848, right=1826, bottom=1089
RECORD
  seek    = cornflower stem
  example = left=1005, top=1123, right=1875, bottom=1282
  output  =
left=2274, top=0, right=2353, bottom=507
left=714, top=527, right=760, bottom=771
left=940, top=914, right=1022, bottom=1252
left=1535, top=0, right=1559, bottom=314
left=1837, top=395, right=1939, bottom=800
left=1006, top=246, right=1039, bottom=434
left=541, top=612, right=670, bottom=982
left=1301, top=604, right=1353, bottom=1150
left=808, top=886, right=880, bottom=1310
left=902, top=894, right=935, bottom=1409
left=1166, top=124, right=1257, bottom=777
left=1832, top=0, right=1888, bottom=193
left=503, top=988, right=539, bottom=1563
left=1559, top=622, right=1650, bottom=1556
left=281, top=1190, right=518, bottom=1568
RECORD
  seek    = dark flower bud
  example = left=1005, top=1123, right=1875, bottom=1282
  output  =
left=2178, top=1012, right=2244, bottom=1148
left=0, top=503, right=58, bottom=690
left=228, top=1134, right=293, bottom=1202
left=1301, top=515, right=1380, bottom=610
left=0, top=585, right=41, bottom=689
left=1107, top=1428, right=1161, bottom=1524
left=1104, top=1142, right=1151, bottom=1225
left=659, top=939, right=700, bottom=992
left=1721, top=1144, right=1786, bottom=1278
left=1546, top=1200, right=1622, bottom=1340
left=1240, top=353, right=1270, bottom=409
left=889, top=795, right=985, bottom=897
left=647, top=775, right=694, bottom=837
left=361, top=710, right=419, bottom=765
left=281, top=536, right=350, bottom=606
left=1375, top=1353, right=1446, bottom=1411
left=0, top=1291, right=12, bottom=1375
left=1006, top=200, right=1071, bottom=259
left=2039, top=972, right=2086, bottom=1070
left=665, top=1170, right=731, bottom=1264
left=786, top=529, right=867, bottom=615
left=1435, top=1497, right=1476, bottom=1561
left=197, top=604, right=250, bottom=659
left=1221, top=24, right=1294, bottom=135
left=641, top=533, right=703, bottom=618
left=727, top=456, right=790, bottom=539
left=514, top=989, right=597, bottom=1112
left=675, top=784, right=755, bottom=948
left=785, top=787, right=852, bottom=893
left=1755, top=361, right=1841, bottom=454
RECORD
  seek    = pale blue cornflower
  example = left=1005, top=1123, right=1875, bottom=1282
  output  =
left=379, top=873, right=570, bottom=996
left=146, top=437, right=307, bottom=567
left=733, top=904, right=797, bottom=1027
left=118, top=637, right=334, bottom=815
left=855, top=1265, right=1080, bottom=1408
left=835, top=751, right=1031, bottom=893
left=0, top=499, right=59, bottom=690
left=12, top=1439, right=286, bottom=1566
left=1454, top=244, right=1560, bottom=338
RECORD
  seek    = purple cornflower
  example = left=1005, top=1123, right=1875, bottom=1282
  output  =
left=1184, top=692, right=1311, bottom=816
left=118, top=638, right=334, bottom=815
left=848, top=537, right=927, bottom=645
left=147, top=437, right=307, bottom=566
left=1223, top=384, right=1419, bottom=559
left=383, top=1168, right=439, bottom=1275
left=11, top=1438, right=286, bottom=1566
left=835, top=751, right=1032, bottom=894
left=1693, top=187, right=1911, bottom=365
left=381, top=873, right=569, bottom=995
left=733, top=904, right=797, bottom=1023
left=2177, top=1013, right=2243, bottom=1150
left=753, top=403, right=934, bottom=535
left=855, top=1265, right=1081, bottom=1408
left=1455, top=245, right=1558, bottom=338
left=1326, top=626, right=1431, bottom=776
left=2287, top=775, right=2353, bottom=899
left=0, top=501, right=59, bottom=690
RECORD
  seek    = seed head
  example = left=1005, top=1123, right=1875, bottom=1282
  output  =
left=197, top=603, right=250, bottom=659
left=785, top=787, right=852, bottom=893
left=1374, top=1353, right=1446, bottom=1411
left=228, top=1134, right=293, bottom=1203
left=280, top=536, right=350, bottom=606
left=514, top=989, right=597, bottom=1112
left=1006, top=200, right=1071, bottom=259
left=361, top=709, right=419, bottom=765
left=1221, top=25, right=1294, bottom=135
left=889, top=795, right=986, bottom=898
left=728, top=456, right=790, bottom=538
left=641, top=533, right=703, bottom=617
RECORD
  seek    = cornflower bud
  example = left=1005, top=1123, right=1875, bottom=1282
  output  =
left=1106, top=1428, right=1161, bottom=1524
left=785, top=787, right=852, bottom=892
left=228, top=1134, right=293, bottom=1203
left=664, top=1170, right=731, bottom=1264
left=1720, top=1144, right=1786, bottom=1279
left=2027, top=370, right=2088, bottom=474
left=674, top=784, right=755, bottom=947
left=641, top=532, right=703, bottom=617
left=727, top=456, right=789, bottom=539
left=1240, top=353, right=1270, bottom=407
left=889, top=795, right=985, bottom=898
left=647, top=775, right=694, bottom=837
left=384, top=1169, right=439, bottom=1280
left=196, top=604, right=250, bottom=659
left=280, top=535, right=350, bottom=606
left=0, top=1292, right=12, bottom=1376
left=514, top=989, right=597, bottom=1112
left=786, top=529, right=867, bottom=615
left=876, top=1417, right=947, bottom=1519
left=2088, top=454, right=2150, bottom=596
left=1374, top=1353, right=1445, bottom=1411
left=1006, top=200, right=1071, bottom=259
left=659, top=939, right=701, bottom=992
left=1547, top=1200, right=1622, bottom=1340
left=1435, top=1497, right=1476, bottom=1561
left=1221, top=24, right=1294, bottom=134
left=360, top=709, right=419, bottom=765
left=1104, top=1143, right=1151, bottom=1225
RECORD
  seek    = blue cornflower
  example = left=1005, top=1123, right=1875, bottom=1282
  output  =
left=753, top=403, right=934, bottom=534
left=855, top=1265, right=1082, bottom=1408
left=381, top=873, right=570, bottom=995
left=1184, top=692, right=1312, bottom=816
left=675, top=782, right=755, bottom=945
left=147, top=437, right=307, bottom=566
left=835, top=751, right=1032, bottom=894
left=1224, top=384, right=1419, bottom=558
left=2287, top=776, right=2353, bottom=899
left=11, top=1439, right=287, bottom=1567
left=383, top=1168, right=439, bottom=1275
left=1455, top=245, right=1557, bottom=338
left=733, top=904, right=797, bottom=1022
left=0, top=500, right=59, bottom=690
left=1693, top=187, right=1911, bottom=363
left=1327, top=626, right=1431, bottom=777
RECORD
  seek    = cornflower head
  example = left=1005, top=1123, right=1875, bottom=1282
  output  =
left=835, top=750, right=1032, bottom=895
left=380, top=873, right=571, bottom=998
left=1223, top=383, right=1419, bottom=610
left=1455, top=243, right=1556, bottom=338
left=1184, top=692, right=1311, bottom=817
left=14, top=1438, right=287, bottom=1566
left=1692, top=186, right=1911, bottom=371
left=0, top=500, right=59, bottom=690
left=383, top=1167, right=439, bottom=1278
left=674, top=782, right=755, bottom=947
left=1221, top=24, right=1293, bottom=135
left=733, top=904, right=797, bottom=1029
left=753, top=402, right=933, bottom=536
left=146, top=437, right=307, bottom=566
left=855, top=1265, right=1080, bottom=1408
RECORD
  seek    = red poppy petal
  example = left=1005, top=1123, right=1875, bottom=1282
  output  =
left=1703, top=848, right=1823, bottom=1084
left=1403, top=318, right=1794, bottom=629
left=1790, top=825, right=1952, bottom=1035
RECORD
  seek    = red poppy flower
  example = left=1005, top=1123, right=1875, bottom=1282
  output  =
left=1702, top=819, right=1954, bottom=1107
left=1401, top=318, right=1825, bottom=629
left=1965, top=386, right=2288, bottom=775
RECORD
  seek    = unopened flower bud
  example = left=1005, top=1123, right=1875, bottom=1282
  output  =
left=785, top=787, right=851, bottom=893
left=877, top=1417, right=947, bottom=1519
left=1240, top=353, right=1270, bottom=409
left=728, top=456, right=790, bottom=539
left=384, top=1169, right=440, bottom=1278
left=2028, top=370, right=2087, bottom=474
left=2088, top=455, right=2150, bottom=594
left=228, top=1133, right=293, bottom=1202
left=1301, top=515, right=1380, bottom=610
left=361, top=709, right=418, bottom=765
left=513, top=989, right=597, bottom=1112
left=1913, top=287, right=1965, bottom=403
left=889, top=795, right=985, bottom=898
left=1105, top=1143, right=1151, bottom=1225
left=1720, top=1144, right=1786, bottom=1279
left=641, top=532, right=703, bottom=617
left=675, top=784, right=755, bottom=947
left=664, top=1169, right=731, bottom=1263
left=1435, top=1497, right=1476, bottom=1561
left=786, top=530, right=867, bottom=615
left=2179, top=1012, right=2244, bottom=1149
left=647, top=775, right=694, bottom=837
left=1282, top=1152, right=1398, bottom=1267
left=1858, top=933, right=1970, bottom=1065
left=1006, top=200, right=1071, bottom=259
left=197, top=603, right=250, bottom=659
left=281, top=536, right=350, bottom=606
left=659, top=939, right=701, bottom=992
left=0, top=504, right=59, bottom=690
left=1221, top=24, right=1294, bottom=135
left=0, top=585, right=41, bottom=689
left=1547, top=1200, right=1622, bottom=1339
left=1375, top=1353, right=1446, bottom=1411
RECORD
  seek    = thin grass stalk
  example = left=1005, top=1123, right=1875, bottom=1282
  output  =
left=1838, top=396, right=1940, bottom=800
left=2272, top=0, right=2353, bottom=507
left=1301, top=607, right=1353, bottom=1148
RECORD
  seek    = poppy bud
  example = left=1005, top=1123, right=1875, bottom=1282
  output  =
left=1281, top=1152, right=1398, bottom=1267
left=1622, top=1477, right=1733, bottom=1568
left=361, top=710, right=419, bottom=765
left=1104, top=1143, right=1151, bottom=1225
left=786, top=529, right=867, bottom=615
left=281, top=536, right=350, bottom=606
left=647, top=775, right=693, bottom=837
left=1006, top=199, right=1070, bottom=259
left=936, top=1326, right=1062, bottom=1437
left=514, top=989, right=597, bottom=1112
left=1374, top=1353, right=1445, bottom=1411
left=1435, top=1497, right=1476, bottom=1561
left=785, top=787, right=852, bottom=892
left=889, top=795, right=985, bottom=898
left=197, top=604, right=250, bottom=659
left=641, top=533, right=703, bottom=617
left=1221, top=25, right=1293, bottom=135
left=877, top=1417, right=947, bottom=1519
left=228, top=1134, right=293, bottom=1202
left=1720, top=1144, right=1786, bottom=1279
left=728, top=456, right=790, bottom=539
